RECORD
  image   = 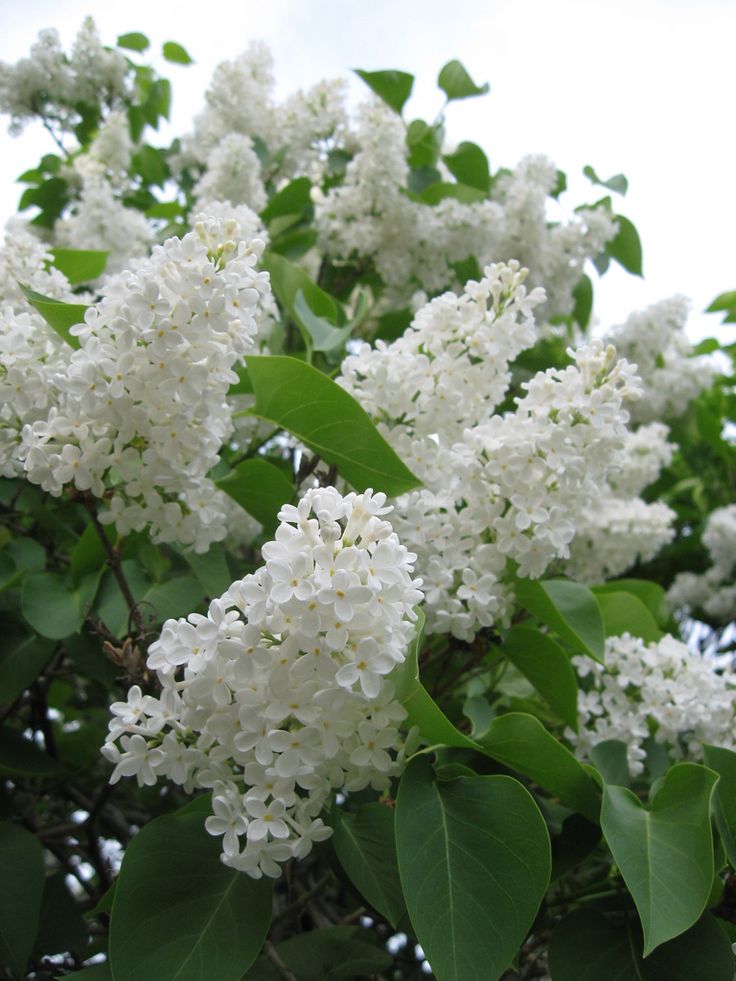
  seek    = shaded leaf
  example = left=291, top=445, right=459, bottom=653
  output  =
left=502, top=625, right=579, bottom=729
left=216, top=458, right=295, bottom=535
left=515, top=579, right=605, bottom=661
left=0, top=822, right=45, bottom=978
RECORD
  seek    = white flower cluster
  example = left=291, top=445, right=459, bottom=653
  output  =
left=490, top=155, right=619, bottom=321
left=103, top=488, right=423, bottom=878
left=181, top=42, right=349, bottom=185
left=0, top=19, right=130, bottom=135
left=568, top=632, right=736, bottom=776
left=605, top=296, right=720, bottom=423
left=668, top=504, right=736, bottom=624
left=567, top=423, right=676, bottom=583
left=19, top=213, right=269, bottom=551
left=0, top=222, right=77, bottom=476
left=193, top=133, right=267, bottom=214
left=341, top=262, right=643, bottom=639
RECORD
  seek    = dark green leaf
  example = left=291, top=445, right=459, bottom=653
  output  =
left=480, top=713, right=601, bottom=822
left=0, top=822, right=45, bottom=978
left=407, top=165, right=442, bottom=195
left=572, top=273, right=593, bottom=328
left=21, top=571, right=96, bottom=639
left=601, top=763, right=717, bottom=953
left=70, top=523, right=112, bottom=587
left=332, top=803, right=406, bottom=927
left=419, top=181, right=486, bottom=205
left=49, top=248, right=108, bottom=284
left=0, top=624, right=54, bottom=704
left=0, top=727, right=63, bottom=776
left=19, top=286, right=86, bottom=348
left=703, top=744, right=736, bottom=868
left=274, top=926, right=392, bottom=980
left=442, top=141, right=490, bottom=191
left=502, top=625, right=579, bottom=729
left=216, top=458, right=295, bottom=535
left=437, top=59, right=489, bottom=100
left=515, top=578, right=605, bottom=661
left=162, top=41, right=194, bottom=64
left=4, top=537, right=45, bottom=574
left=595, top=590, right=662, bottom=644
left=143, top=577, right=204, bottom=624
left=117, top=32, right=149, bottom=52
left=406, top=119, right=443, bottom=169
left=607, top=214, right=643, bottom=276
left=34, top=872, right=88, bottom=958
left=182, top=545, right=232, bottom=599
left=109, top=805, right=271, bottom=981
left=396, top=757, right=550, bottom=981
left=354, top=69, right=414, bottom=114
left=245, top=355, right=421, bottom=496
left=132, top=145, right=168, bottom=186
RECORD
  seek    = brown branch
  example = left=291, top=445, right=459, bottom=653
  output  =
left=264, top=940, right=298, bottom=981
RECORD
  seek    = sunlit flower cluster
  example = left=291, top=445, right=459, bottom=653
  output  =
left=103, top=488, right=423, bottom=877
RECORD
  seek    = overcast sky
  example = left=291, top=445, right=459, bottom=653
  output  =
left=0, top=0, right=734, bottom=341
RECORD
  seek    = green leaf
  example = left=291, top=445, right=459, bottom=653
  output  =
left=0, top=727, right=63, bottom=776
left=21, top=571, right=95, bottom=639
left=703, top=744, right=736, bottom=868
left=71, top=522, right=113, bottom=587
left=49, top=248, right=108, bottom=284
left=271, top=927, right=393, bottom=980
left=19, top=286, right=86, bottom=348
left=34, top=872, right=88, bottom=958
left=182, top=545, right=232, bottom=599
left=572, top=273, right=593, bottom=328
left=353, top=69, right=414, bottom=114
left=109, top=804, right=271, bottom=981
left=396, top=757, right=550, bottom=981
left=406, top=119, right=443, bottom=169
left=706, top=290, right=736, bottom=313
left=592, top=579, right=669, bottom=628
left=0, top=551, right=16, bottom=590
left=332, top=803, right=406, bottom=927
left=601, top=763, right=718, bottom=954
left=245, top=355, right=421, bottom=496
left=583, top=165, right=628, bottom=196
left=418, top=181, right=487, bottom=205
left=437, top=59, right=489, bottom=101
left=117, top=32, right=149, bottom=52
left=132, top=145, right=168, bottom=186
left=595, top=590, right=662, bottom=644
left=515, top=579, right=605, bottom=661
left=590, top=740, right=631, bottom=787
left=607, top=214, right=643, bottom=276
left=216, top=458, right=295, bottom=534
left=260, top=251, right=342, bottom=331
left=442, top=141, right=490, bottom=191
left=294, top=290, right=353, bottom=352
left=143, top=576, right=205, bottom=624
left=480, top=713, right=601, bottom=822
left=502, top=625, right=579, bottom=729
left=261, top=177, right=312, bottom=223
left=549, top=909, right=734, bottom=981
left=145, top=200, right=184, bottom=219
left=162, top=41, right=194, bottom=64
left=0, top=822, right=45, bottom=978
left=0, top=624, right=54, bottom=704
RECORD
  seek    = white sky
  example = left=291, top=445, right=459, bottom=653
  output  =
left=0, top=0, right=734, bottom=341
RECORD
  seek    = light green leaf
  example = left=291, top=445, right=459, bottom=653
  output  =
left=437, top=59, right=489, bottom=101
left=109, top=804, right=271, bottom=981
left=19, top=285, right=87, bottom=348
left=583, top=164, right=628, bottom=196
left=261, top=177, right=312, bottom=223
left=594, top=590, right=662, bottom=644
left=332, top=804, right=406, bottom=927
left=601, top=763, right=718, bottom=954
left=502, top=625, right=579, bottom=729
left=706, top=290, right=736, bottom=313
left=354, top=68, right=414, bottom=114
left=294, top=290, right=353, bottom=352
left=590, top=740, right=631, bottom=787
left=418, top=181, right=487, bottom=205
left=49, top=248, right=107, bottom=284
left=216, top=457, right=295, bottom=535
left=572, top=273, right=593, bottom=328
left=0, top=822, right=45, bottom=978
left=442, top=141, right=490, bottom=191
left=593, top=579, right=670, bottom=628
left=162, top=41, right=194, bottom=64
left=117, top=32, right=149, bottom=52
left=515, top=578, right=605, bottom=661
left=396, top=757, right=550, bottom=981
left=702, top=744, right=736, bottom=868
left=245, top=355, right=421, bottom=496
left=607, top=214, right=643, bottom=276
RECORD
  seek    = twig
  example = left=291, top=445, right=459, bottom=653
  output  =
left=274, top=873, right=333, bottom=925
left=264, top=940, right=298, bottom=981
